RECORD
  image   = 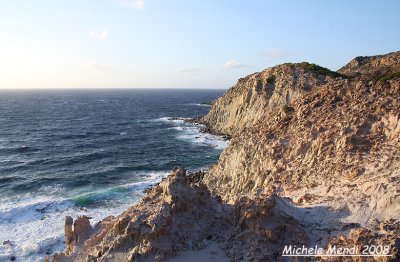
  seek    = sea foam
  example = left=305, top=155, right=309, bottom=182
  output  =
left=157, top=117, right=229, bottom=149
left=0, top=171, right=169, bottom=262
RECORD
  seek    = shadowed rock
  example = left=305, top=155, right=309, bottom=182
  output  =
left=51, top=51, right=400, bottom=261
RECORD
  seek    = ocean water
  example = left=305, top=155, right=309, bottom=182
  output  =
left=0, top=89, right=226, bottom=261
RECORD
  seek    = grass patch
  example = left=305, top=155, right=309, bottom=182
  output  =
left=377, top=72, right=400, bottom=82
left=288, top=62, right=345, bottom=78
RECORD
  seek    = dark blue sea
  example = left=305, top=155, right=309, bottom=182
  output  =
left=0, top=89, right=226, bottom=261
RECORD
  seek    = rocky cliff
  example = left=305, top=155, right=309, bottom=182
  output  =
left=201, top=62, right=346, bottom=137
left=51, top=168, right=309, bottom=261
left=51, top=52, right=400, bottom=261
left=204, top=52, right=400, bottom=204
left=202, top=51, right=400, bottom=260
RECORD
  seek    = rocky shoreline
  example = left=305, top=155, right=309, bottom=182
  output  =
left=50, top=51, right=399, bottom=261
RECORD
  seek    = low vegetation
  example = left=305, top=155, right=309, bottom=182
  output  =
left=266, top=75, right=276, bottom=84
left=377, top=72, right=400, bottom=82
left=288, top=62, right=346, bottom=78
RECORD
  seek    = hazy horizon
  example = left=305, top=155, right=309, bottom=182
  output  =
left=1, top=0, right=399, bottom=89
left=0, top=87, right=228, bottom=91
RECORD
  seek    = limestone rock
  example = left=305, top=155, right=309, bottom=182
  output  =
left=201, top=62, right=348, bottom=137
left=321, top=220, right=400, bottom=261
left=53, top=168, right=309, bottom=262
left=51, top=51, right=400, bottom=261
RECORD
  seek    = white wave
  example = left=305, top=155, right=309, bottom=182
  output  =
left=0, top=195, right=73, bottom=262
left=158, top=117, right=228, bottom=149
left=118, top=171, right=168, bottom=189
left=38, top=184, right=65, bottom=195
left=187, top=103, right=211, bottom=107
left=168, top=126, right=185, bottom=131
left=21, top=242, right=40, bottom=256
left=153, top=117, right=190, bottom=124
left=0, top=171, right=169, bottom=262
left=0, top=197, right=73, bottom=223
left=175, top=125, right=228, bottom=149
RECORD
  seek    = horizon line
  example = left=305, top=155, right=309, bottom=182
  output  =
left=0, top=87, right=228, bottom=91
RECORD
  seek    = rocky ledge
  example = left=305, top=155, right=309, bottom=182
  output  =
left=50, top=168, right=308, bottom=261
left=50, top=52, right=400, bottom=261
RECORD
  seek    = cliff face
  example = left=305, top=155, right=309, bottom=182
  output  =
left=52, top=52, right=400, bottom=261
left=205, top=69, right=400, bottom=201
left=203, top=52, right=400, bottom=138
left=202, top=63, right=347, bottom=137
left=202, top=51, right=400, bottom=260
left=204, top=51, right=400, bottom=211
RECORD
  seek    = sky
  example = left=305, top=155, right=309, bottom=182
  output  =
left=0, top=0, right=399, bottom=89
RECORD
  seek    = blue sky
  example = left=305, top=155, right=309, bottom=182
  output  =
left=0, top=0, right=399, bottom=89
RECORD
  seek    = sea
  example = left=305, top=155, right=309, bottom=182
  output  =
left=0, top=89, right=227, bottom=261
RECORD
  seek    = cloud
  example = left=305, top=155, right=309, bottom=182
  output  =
left=223, top=60, right=247, bottom=69
left=91, top=63, right=112, bottom=71
left=88, top=29, right=109, bottom=40
left=264, top=49, right=292, bottom=58
left=120, top=0, right=145, bottom=9
left=132, top=0, right=144, bottom=9
left=177, top=66, right=203, bottom=74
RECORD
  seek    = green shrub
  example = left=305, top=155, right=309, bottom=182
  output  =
left=377, top=72, right=400, bottom=82
left=287, top=62, right=345, bottom=78
left=267, top=75, right=276, bottom=84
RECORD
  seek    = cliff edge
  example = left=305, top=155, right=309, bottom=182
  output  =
left=202, top=62, right=346, bottom=137
left=51, top=52, right=400, bottom=261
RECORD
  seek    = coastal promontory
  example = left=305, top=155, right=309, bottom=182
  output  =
left=51, top=51, right=400, bottom=261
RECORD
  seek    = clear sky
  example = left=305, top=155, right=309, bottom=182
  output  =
left=0, top=0, right=399, bottom=89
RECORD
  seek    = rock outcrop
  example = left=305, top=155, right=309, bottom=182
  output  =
left=52, top=51, right=400, bottom=261
left=204, top=62, right=400, bottom=204
left=51, top=168, right=309, bottom=262
left=338, top=51, right=400, bottom=78
left=201, top=51, right=400, bottom=260
left=201, top=63, right=347, bottom=137
left=320, top=219, right=400, bottom=261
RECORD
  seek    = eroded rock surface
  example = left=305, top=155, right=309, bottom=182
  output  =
left=52, top=51, right=400, bottom=261
left=200, top=51, right=400, bottom=260
left=52, top=168, right=309, bottom=261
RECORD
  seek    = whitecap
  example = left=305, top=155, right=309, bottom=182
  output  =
left=176, top=126, right=229, bottom=149
left=118, top=171, right=168, bottom=191
left=21, top=243, right=40, bottom=256
left=0, top=171, right=169, bottom=261
left=156, top=117, right=228, bottom=149
left=187, top=103, right=212, bottom=107
left=38, top=184, right=65, bottom=195
left=152, top=117, right=190, bottom=124
left=0, top=195, right=73, bottom=261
